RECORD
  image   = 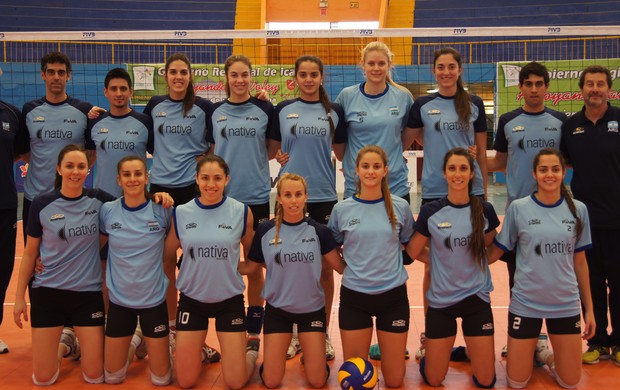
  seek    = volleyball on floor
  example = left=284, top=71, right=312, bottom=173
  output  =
left=338, top=357, right=378, bottom=390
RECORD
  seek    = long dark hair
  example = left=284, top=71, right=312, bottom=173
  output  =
left=355, top=145, right=397, bottom=230
left=533, top=148, right=583, bottom=239
left=54, top=144, right=88, bottom=189
left=165, top=53, right=195, bottom=117
left=294, top=55, right=335, bottom=139
left=117, top=155, right=153, bottom=200
left=433, top=47, right=471, bottom=131
left=443, top=147, right=486, bottom=268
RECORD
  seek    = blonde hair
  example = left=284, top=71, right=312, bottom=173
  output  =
left=355, top=145, right=397, bottom=230
left=274, top=173, right=308, bottom=247
left=361, top=41, right=412, bottom=97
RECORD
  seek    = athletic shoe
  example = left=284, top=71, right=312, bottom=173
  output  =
left=60, top=327, right=81, bottom=361
left=501, top=344, right=508, bottom=358
left=582, top=345, right=611, bottom=364
left=611, top=346, right=620, bottom=367
left=202, top=344, right=221, bottom=364
left=415, top=332, right=427, bottom=362
left=0, top=339, right=8, bottom=354
left=286, top=336, right=301, bottom=359
left=325, top=335, right=335, bottom=361
left=246, top=335, right=260, bottom=353
left=368, top=343, right=410, bottom=360
left=134, top=324, right=147, bottom=359
left=450, top=346, right=469, bottom=362
left=534, top=333, right=549, bottom=367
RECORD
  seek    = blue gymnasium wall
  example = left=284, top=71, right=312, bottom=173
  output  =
left=0, top=1, right=237, bottom=31
left=413, top=0, right=620, bottom=27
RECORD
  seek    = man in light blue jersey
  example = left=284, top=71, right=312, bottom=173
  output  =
left=86, top=68, right=153, bottom=197
left=16, top=52, right=93, bottom=237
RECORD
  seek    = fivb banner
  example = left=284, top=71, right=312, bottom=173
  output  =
left=496, top=59, right=620, bottom=118
left=128, top=64, right=297, bottom=105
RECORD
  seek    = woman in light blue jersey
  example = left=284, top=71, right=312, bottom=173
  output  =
left=100, top=156, right=172, bottom=386
left=334, top=41, right=414, bottom=201
left=328, top=145, right=414, bottom=388
left=273, top=55, right=346, bottom=360
left=208, top=54, right=278, bottom=347
left=406, top=147, right=499, bottom=388
left=489, top=148, right=595, bottom=389
left=406, top=47, right=489, bottom=359
left=162, top=155, right=257, bottom=389
left=13, top=144, right=112, bottom=385
left=240, top=173, right=344, bottom=388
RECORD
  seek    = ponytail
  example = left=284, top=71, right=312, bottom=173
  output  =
left=433, top=47, right=471, bottom=130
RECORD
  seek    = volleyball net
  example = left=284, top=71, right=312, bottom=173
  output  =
left=1, top=26, right=619, bottom=115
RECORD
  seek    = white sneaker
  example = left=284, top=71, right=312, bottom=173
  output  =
left=325, top=336, right=335, bottom=361
left=534, top=333, right=549, bottom=367
left=286, top=336, right=301, bottom=359
left=134, top=323, right=147, bottom=359
left=415, top=332, right=426, bottom=361
left=501, top=344, right=508, bottom=358
left=0, top=338, right=8, bottom=354
left=60, top=327, right=81, bottom=361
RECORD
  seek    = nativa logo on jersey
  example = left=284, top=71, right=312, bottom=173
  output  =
left=36, top=128, right=73, bottom=139
left=188, top=245, right=229, bottom=261
left=58, top=223, right=98, bottom=240
left=443, top=233, right=472, bottom=252
left=517, top=137, right=556, bottom=151
left=534, top=241, right=573, bottom=256
left=158, top=122, right=192, bottom=136
left=289, top=124, right=327, bottom=137
left=274, top=249, right=315, bottom=266
left=433, top=120, right=468, bottom=133
left=220, top=126, right=256, bottom=140
left=100, top=139, right=136, bottom=151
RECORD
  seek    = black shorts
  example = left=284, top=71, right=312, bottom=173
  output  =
left=263, top=303, right=326, bottom=334
left=249, top=202, right=270, bottom=229
left=149, top=183, right=197, bottom=205
left=30, top=287, right=105, bottom=328
left=306, top=200, right=338, bottom=225
left=339, top=284, right=409, bottom=333
left=105, top=300, right=169, bottom=338
left=508, top=312, right=581, bottom=339
left=499, top=249, right=516, bottom=265
left=425, top=295, right=494, bottom=339
left=176, top=293, right=246, bottom=333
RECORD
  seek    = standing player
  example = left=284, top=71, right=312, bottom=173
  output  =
left=13, top=145, right=112, bottom=385
left=272, top=55, right=346, bottom=360
left=406, top=47, right=488, bottom=359
left=406, top=148, right=499, bottom=388
left=100, top=156, right=172, bottom=386
left=240, top=173, right=345, bottom=388
left=16, top=52, right=93, bottom=237
left=490, top=148, right=595, bottom=388
left=334, top=41, right=414, bottom=201
left=143, top=53, right=220, bottom=362
left=0, top=94, right=21, bottom=354
left=328, top=145, right=414, bottom=388
left=488, top=61, right=565, bottom=357
left=207, top=54, right=277, bottom=345
left=87, top=68, right=153, bottom=197
left=560, top=65, right=620, bottom=365
left=162, top=155, right=257, bottom=389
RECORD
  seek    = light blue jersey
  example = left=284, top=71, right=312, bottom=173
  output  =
left=415, top=197, right=499, bottom=308
left=86, top=111, right=153, bottom=197
left=20, top=97, right=92, bottom=200
left=335, top=84, right=413, bottom=198
left=208, top=97, right=275, bottom=205
left=248, top=217, right=338, bottom=313
left=495, top=194, right=592, bottom=318
left=272, top=98, right=345, bottom=203
left=174, top=196, right=248, bottom=303
left=144, top=95, right=212, bottom=188
left=407, top=93, right=487, bottom=198
left=27, top=188, right=114, bottom=291
left=100, top=198, right=172, bottom=309
left=494, top=108, right=564, bottom=206
left=328, top=195, right=413, bottom=294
